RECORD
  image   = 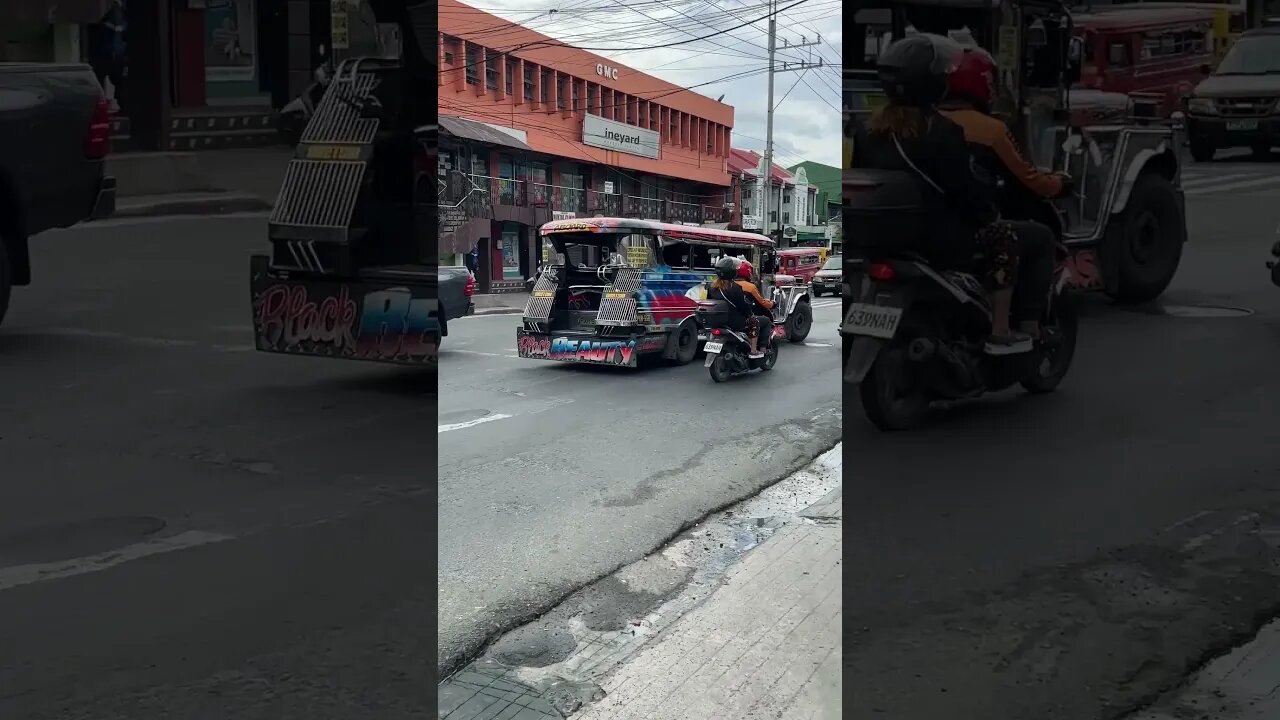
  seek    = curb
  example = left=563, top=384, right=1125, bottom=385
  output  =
left=108, top=194, right=274, bottom=220
left=471, top=308, right=525, bottom=316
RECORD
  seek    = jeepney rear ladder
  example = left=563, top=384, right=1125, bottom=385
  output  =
left=268, top=60, right=382, bottom=274
left=595, top=268, right=644, bottom=327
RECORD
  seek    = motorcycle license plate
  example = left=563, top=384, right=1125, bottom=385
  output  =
left=704, top=341, right=724, bottom=353
left=843, top=302, right=902, bottom=339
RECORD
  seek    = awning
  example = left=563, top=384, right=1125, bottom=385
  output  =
left=438, top=115, right=533, bottom=152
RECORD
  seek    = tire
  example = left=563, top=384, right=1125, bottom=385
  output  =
left=858, top=348, right=929, bottom=431
left=669, top=322, right=698, bottom=365
left=1189, top=138, right=1215, bottom=162
left=759, top=341, right=779, bottom=371
left=1020, top=294, right=1078, bottom=394
left=1108, top=173, right=1185, bottom=304
left=708, top=353, right=730, bottom=382
left=786, top=300, right=813, bottom=343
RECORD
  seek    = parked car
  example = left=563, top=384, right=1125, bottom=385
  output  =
left=0, top=62, right=116, bottom=328
left=438, top=265, right=476, bottom=347
left=812, top=254, right=842, bottom=296
left=1184, top=25, right=1280, bottom=161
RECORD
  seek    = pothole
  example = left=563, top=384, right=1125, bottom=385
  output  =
left=437, top=444, right=842, bottom=719
left=1158, top=305, right=1254, bottom=318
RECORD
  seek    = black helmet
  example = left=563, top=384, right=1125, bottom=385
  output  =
left=714, top=256, right=739, bottom=280
left=877, top=34, right=961, bottom=109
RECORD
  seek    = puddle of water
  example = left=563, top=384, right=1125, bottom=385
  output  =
left=438, top=443, right=842, bottom=719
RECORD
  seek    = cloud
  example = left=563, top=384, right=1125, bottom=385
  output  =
left=453, top=0, right=844, bottom=169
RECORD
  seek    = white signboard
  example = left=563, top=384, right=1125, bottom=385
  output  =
left=603, top=181, right=615, bottom=194
left=742, top=217, right=762, bottom=231
left=582, top=114, right=660, bottom=160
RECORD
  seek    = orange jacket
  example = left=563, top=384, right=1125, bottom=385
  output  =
left=735, top=280, right=774, bottom=310
left=940, top=107, right=1063, bottom=200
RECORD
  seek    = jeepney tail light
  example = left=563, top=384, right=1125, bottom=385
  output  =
left=464, top=272, right=475, bottom=297
left=868, top=262, right=896, bottom=281
left=85, top=94, right=111, bottom=159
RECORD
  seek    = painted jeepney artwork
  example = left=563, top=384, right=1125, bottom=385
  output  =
left=517, top=218, right=779, bottom=368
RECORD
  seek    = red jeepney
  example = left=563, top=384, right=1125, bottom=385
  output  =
left=776, top=247, right=824, bottom=285
left=1074, top=6, right=1217, bottom=117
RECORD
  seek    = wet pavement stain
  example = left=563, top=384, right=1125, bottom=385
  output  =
left=437, top=444, right=841, bottom=719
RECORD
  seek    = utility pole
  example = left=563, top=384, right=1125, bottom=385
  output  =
left=762, top=0, right=822, bottom=246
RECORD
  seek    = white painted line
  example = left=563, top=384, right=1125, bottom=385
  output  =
left=1180, top=172, right=1256, bottom=188
left=794, top=342, right=833, bottom=347
left=0, top=530, right=234, bottom=593
left=438, top=413, right=514, bottom=433
left=447, top=348, right=521, bottom=359
left=1186, top=176, right=1280, bottom=195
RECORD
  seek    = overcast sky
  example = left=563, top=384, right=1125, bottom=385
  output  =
left=457, top=0, right=844, bottom=169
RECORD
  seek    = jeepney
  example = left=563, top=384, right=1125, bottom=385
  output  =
left=518, top=218, right=813, bottom=369
left=850, top=0, right=1189, bottom=305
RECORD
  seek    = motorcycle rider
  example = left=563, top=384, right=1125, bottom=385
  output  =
left=735, top=259, right=776, bottom=355
left=939, top=46, right=1065, bottom=343
left=710, top=257, right=766, bottom=358
left=849, top=34, right=1031, bottom=355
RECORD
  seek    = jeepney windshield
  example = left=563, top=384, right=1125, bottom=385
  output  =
left=1215, top=35, right=1280, bottom=74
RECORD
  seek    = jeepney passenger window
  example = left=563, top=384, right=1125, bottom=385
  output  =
left=1108, top=41, right=1130, bottom=66
left=691, top=245, right=730, bottom=270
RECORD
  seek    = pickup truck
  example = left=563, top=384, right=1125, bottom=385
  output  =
left=0, top=63, right=117, bottom=327
left=438, top=266, right=476, bottom=347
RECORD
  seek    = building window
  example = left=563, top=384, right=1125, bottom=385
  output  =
left=541, top=69, right=553, bottom=103
left=626, top=96, right=635, bottom=124
left=505, top=59, right=516, bottom=94
left=783, top=192, right=792, bottom=204
left=486, top=50, right=500, bottom=89
left=572, top=78, right=580, bottom=111
left=706, top=123, right=713, bottom=153
left=524, top=65, right=535, bottom=100
left=465, top=45, right=479, bottom=85
left=670, top=112, right=678, bottom=142
left=587, top=82, right=598, bottom=114
left=783, top=212, right=790, bottom=224
left=558, top=75, right=567, bottom=109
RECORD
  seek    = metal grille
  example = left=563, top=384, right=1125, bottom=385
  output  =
left=270, top=160, right=367, bottom=229
left=606, top=268, right=643, bottom=292
left=1216, top=97, right=1276, bottom=117
left=524, top=273, right=560, bottom=318
left=300, top=72, right=381, bottom=144
left=596, top=298, right=637, bottom=325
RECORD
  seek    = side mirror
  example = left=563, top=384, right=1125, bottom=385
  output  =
left=1199, top=63, right=1212, bottom=76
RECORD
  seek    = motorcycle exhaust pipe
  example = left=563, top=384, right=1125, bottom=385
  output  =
left=907, top=338, right=936, bottom=362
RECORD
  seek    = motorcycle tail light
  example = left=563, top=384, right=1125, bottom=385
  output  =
left=868, top=262, right=896, bottom=281
left=712, top=328, right=721, bottom=336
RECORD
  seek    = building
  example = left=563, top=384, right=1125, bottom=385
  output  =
left=0, top=1, right=385, bottom=152
left=787, top=160, right=841, bottom=249
left=438, top=0, right=736, bottom=292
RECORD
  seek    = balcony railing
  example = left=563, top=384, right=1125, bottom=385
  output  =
left=437, top=169, right=730, bottom=225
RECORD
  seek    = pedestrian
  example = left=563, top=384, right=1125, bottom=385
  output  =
left=465, top=244, right=479, bottom=274
left=89, top=0, right=127, bottom=112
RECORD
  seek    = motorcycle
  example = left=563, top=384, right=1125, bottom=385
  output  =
left=842, top=168, right=1079, bottom=431
left=278, top=63, right=332, bottom=145
left=1268, top=241, right=1280, bottom=287
left=696, top=300, right=784, bottom=382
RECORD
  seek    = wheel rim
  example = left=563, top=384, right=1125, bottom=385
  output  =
left=1129, top=212, right=1161, bottom=264
left=679, top=328, right=694, bottom=353
left=793, top=309, right=811, bottom=335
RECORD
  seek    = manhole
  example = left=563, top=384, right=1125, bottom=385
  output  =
left=1159, top=305, right=1254, bottom=318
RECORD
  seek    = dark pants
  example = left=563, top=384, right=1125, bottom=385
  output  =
left=1004, top=220, right=1056, bottom=323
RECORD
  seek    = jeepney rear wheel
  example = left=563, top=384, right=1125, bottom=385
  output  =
left=1109, top=173, right=1184, bottom=304
left=669, top=321, right=698, bottom=365
left=0, top=233, right=11, bottom=330
left=786, top=300, right=813, bottom=343
left=1189, top=138, right=1215, bottom=163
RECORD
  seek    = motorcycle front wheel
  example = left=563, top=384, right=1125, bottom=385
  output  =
left=859, top=347, right=929, bottom=431
left=1020, top=294, right=1079, bottom=394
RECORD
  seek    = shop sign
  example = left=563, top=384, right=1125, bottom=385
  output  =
left=583, top=114, right=660, bottom=160
left=595, top=64, right=621, bottom=80
left=331, top=0, right=350, bottom=50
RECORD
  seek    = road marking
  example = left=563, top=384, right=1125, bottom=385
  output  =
left=0, top=530, right=234, bottom=593
left=793, top=342, right=833, bottom=347
left=1186, top=176, right=1280, bottom=195
left=438, top=413, right=514, bottom=433
left=448, top=348, right=521, bottom=359
left=1181, top=172, right=1256, bottom=188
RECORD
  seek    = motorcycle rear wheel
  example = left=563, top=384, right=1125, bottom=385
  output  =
left=708, top=353, right=731, bottom=383
left=860, top=348, right=929, bottom=431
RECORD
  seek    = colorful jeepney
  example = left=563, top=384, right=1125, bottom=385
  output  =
left=517, top=218, right=813, bottom=368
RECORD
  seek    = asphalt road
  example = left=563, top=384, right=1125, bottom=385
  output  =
left=0, top=215, right=436, bottom=719
left=437, top=298, right=843, bottom=675
left=846, top=164, right=1280, bottom=719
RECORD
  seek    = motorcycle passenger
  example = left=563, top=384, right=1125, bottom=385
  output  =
left=940, top=46, right=1065, bottom=342
left=849, top=34, right=1031, bottom=355
left=735, top=259, right=776, bottom=353
left=710, top=257, right=766, bottom=358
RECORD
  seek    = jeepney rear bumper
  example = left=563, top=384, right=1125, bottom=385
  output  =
left=515, top=328, right=663, bottom=368
left=1185, top=115, right=1280, bottom=148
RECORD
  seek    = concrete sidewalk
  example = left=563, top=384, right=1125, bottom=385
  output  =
left=1129, top=619, right=1280, bottom=719
left=106, top=146, right=290, bottom=219
left=572, top=487, right=842, bottom=720
left=472, top=292, right=530, bottom=315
